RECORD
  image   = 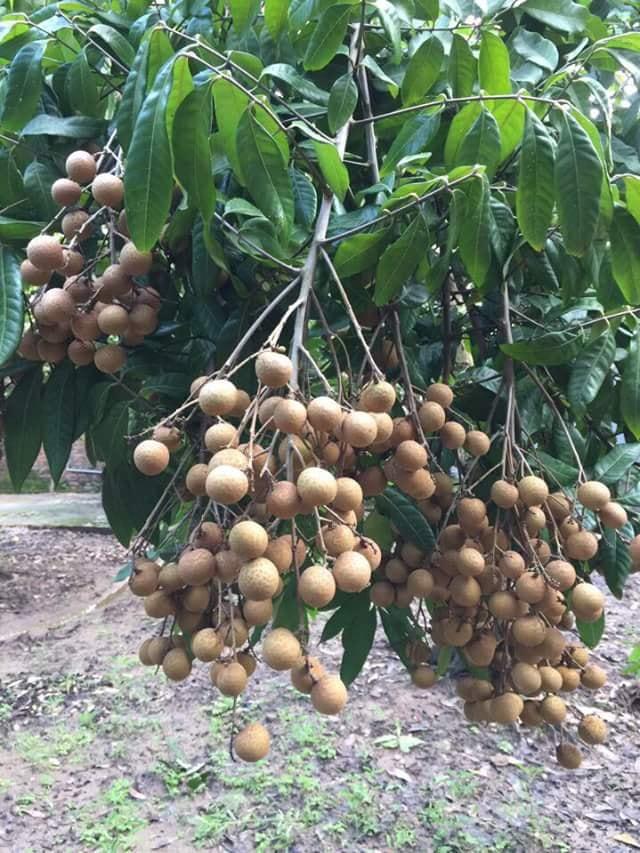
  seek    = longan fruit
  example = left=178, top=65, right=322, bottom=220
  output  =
left=152, top=425, right=181, bottom=453
left=129, top=559, right=158, bottom=596
left=540, top=695, right=567, bottom=725
left=243, top=598, right=273, bottom=626
left=205, top=422, right=237, bottom=453
left=92, top=173, right=124, bottom=208
left=119, top=242, right=153, bottom=276
left=306, top=395, right=342, bottom=432
left=162, top=648, right=192, bottom=681
left=97, top=304, right=129, bottom=336
left=178, top=548, right=216, bottom=585
left=548, top=492, right=572, bottom=520
left=464, top=430, right=490, bottom=456
left=20, top=258, right=50, bottom=285
left=229, top=520, right=268, bottom=560
left=490, top=693, right=524, bottom=724
left=394, top=467, right=435, bottom=500
left=262, top=628, right=301, bottom=670
left=255, top=351, right=292, bottom=388
left=577, top=480, right=611, bottom=511
left=450, top=575, right=481, bottom=607
left=133, top=439, right=170, bottom=476
left=199, top=379, right=237, bottom=416
left=556, top=666, right=581, bottom=692
left=565, top=531, right=599, bottom=561
left=457, top=547, right=485, bottom=577
left=511, top=662, right=542, bottom=696
left=310, top=675, right=347, bottom=714
left=36, top=339, right=65, bottom=362
left=426, top=383, right=453, bottom=408
left=217, top=662, right=248, bottom=696
left=205, top=465, right=249, bottom=504
left=342, top=411, right=377, bottom=447
left=291, top=656, right=325, bottom=694
left=490, top=479, right=519, bottom=509
left=370, top=580, right=395, bottom=607
left=539, top=666, right=563, bottom=693
left=62, top=209, right=92, bottom=241
left=464, top=633, right=497, bottom=667
left=498, top=550, right=525, bottom=580
left=185, top=463, right=208, bottom=497
left=360, top=380, right=396, bottom=413
left=144, top=590, right=176, bottom=619
left=418, top=400, right=446, bottom=432
left=238, top=557, right=280, bottom=601
left=394, top=439, right=428, bottom=471
left=599, top=501, right=628, bottom=529
left=370, top=412, right=394, bottom=444
left=138, top=638, right=154, bottom=666
left=299, top=564, right=336, bottom=608
left=512, top=615, right=546, bottom=647
left=52, top=178, right=82, bottom=206
left=515, top=571, right=546, bottom=604
left=578, top=714, right=607, bottom=745
left=518, top=475, right=549, bottom=508
left=192, top=628, right=223, bottom=662
left=37, top=289, right=75, bottom=324
left=128, top=303, right=157, bottom=335
left=571, top=583, right=604, bottom=621
left=333, top=550, right=371, bottom=593
left=182, top=584, right=210, bottom=613
left=440, top=421, right=466, bottom=449
left=412, top=665, right=437, bottom=688
left=234, top=722, right=270, bottom=762
left=556, top=743, right=582, bottom=769
left=66, top=150, right=96, bottom=183
left=67, top=339, right=94, bottom=366
left=71, top=312, right=100, bottom=344
left=581, top=664, right=607, bottom=690
left=457, top=497, right=486, bottom=530
left=266, top=481, right=302, bottom=519
left=94, top=344, right=126, bottom=373
left=296, top=467, right=337, bottom=507
left=332, top=477, right=363, bottom=513
left=147, top=636, right=171, bottom=665
left=273, top=398, right=307, bottom=434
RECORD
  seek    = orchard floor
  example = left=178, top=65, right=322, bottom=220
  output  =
left=1, top=528, right=640, bottom=853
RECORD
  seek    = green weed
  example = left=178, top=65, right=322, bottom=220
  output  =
left=75, top=778, right=147, bottom=853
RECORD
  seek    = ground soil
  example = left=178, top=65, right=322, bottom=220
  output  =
left=1, top=526, right=639, bottom=853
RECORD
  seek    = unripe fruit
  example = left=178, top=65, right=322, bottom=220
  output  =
left=581, top=664, right=607, bottom=690
left=229, top=520, right=268, bottom=560
left=97, top=304, right=129, bottom=335
left=262, top=628, right=301, bottom=670
left=52, top=178, right=82, bottom=206
left=556, top=743, right=582, bottom=769
left=464, top=430, right=490, bottom=456
left=217, top=662, right=248, bottom=696
left=162, top=648, right=192, bottom=681
left=205, top=465, right=249, bottom=504
left=440, top=421, right=466, bottom=449
left=254, top=350, right=295, bottom=391
left=243, top=598, right=273, bottom=626
left=545, top=559, right=576, bottom=591
left=296, top=467, right=337, bottom=507
left=490, top=693, right=524, bottom=724
left=370, top=580, right=395, bottom=607
left=418, top=400, right=446, bottom=432
left=234, top=722, right=270, bottom=762
left=291, top=656, right=325, bottom=694
left=406, top=568, right=434, bottom=598
left=412, top=665, right=437, bottom=688
left=238, top=557, right=280, bottom=601
left=394, top=439, right=428, bottom=471
left=578, top=714, right=607, bottom=745
left=199, top=379, right=237, bottom=416
left=67, top=339, right=94, bottom=366
left=517, top=476, right=549, bottom=507
left=119, top=242, right=153, bottom=276
left=333, top=551, right=371, bottom=593
left=311, top=675, right=347, bottom=714
left=571, top=583, right=604, bottom=621
left=307, top=395, right=342, bottom=431
left=577, top=480, right=610, bottom=511
left=342, top=411, right=377, bottom=447
left=490, top=479, right=519, bottom=509
left=152, top=425, right=181, bottom=453
left=94, top=344, right=126, bottom=373
left=299, top=564, right=336, bottom=608
left=511, top=662, right=542, bottom=696
left=185, top=463, right=208, bottom=497
left=360, top=381, right=396, bottom=413
left=599, top=501, right=628, bottom=529
left=37, top=289, right=75, bottom=324
left=426, top=383, right=453, bottom=408
left=92, top=173, right=124, bottom=208
left=178, top=548, right=216, bottom=585
left=66, top=150, right=96, bottom=183
left=192, top=628, right=223, bottom=662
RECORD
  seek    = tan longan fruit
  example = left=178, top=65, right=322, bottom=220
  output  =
left=578, top=715, right=607, bottom=745
left=519, top=701, right=543, bottom=727
left=565, top=531, right=599, bottom=561
left=129, top=559, right=158, bottom=596
left=320, top=441, right=341, bottom=465
left=438, top=524, right=466, bottom=550
left=556, top=666, right=581, bottom=692
left=515, top=572, right=546, bottom=604
left=577, top=480, right=610, bottom=511
left=238, top=557, right=280, bottom=601
left=411, top=665, right=437, bottom=689
left=321, top=524, right=356, bottom=557
left=147, top=636, right=171, bottom=665
left=66, top=150, right=96, bottom=183
left=71, top=311, right=100, bottom=341
left=234, top=722, right=270, bottom=762
left=262, top=628, right=301, bottom=670
left=548, top=492, right=572, bottom=520
left=94, top=344, right=126, bottom=373
left=152, top=425, right=181, bottom=452
left=291, top=656, right=325, bottom=694
left=144, top=590, right=176, bottom=619
left=184, top=463, right=207, bottom=497
left=464, top=430, right=490, bottom=456
left=37, top=288, right=75, bottom=324
left=273, top=399, right=307, bottom=434
left=464, top=633, right=497, bottom=667
left=209, top=448, right=248, bottom=472
left=97, top=305, right=129, bottom=336
left=299, top=564, right=336, bottom=608
left=204, top=423, right=237, bottom=455
left=390, top=417, right=417, bottom=447
left=37, top=320, right=70, bottom=343
left=217, top=662, right=248, bottom=696
left=229, top=520, right=268, bottom=560
left=117, top=243, right=152, bottom=278
left=20, top=258, right=50, bottom=285
left=243, top=598, right=273, bottom=626
left=518, top=475, right=549, bottom=507
left=220, top=617, right=249, bottom=648
left=182, top=584, right=210, bottom=613
left=571, top=583, right=604, bottom=621
left=192, top=628, right=223, bottom=662
left=52, top=177, right=82, bottom=206
left=442, top=619, right=473, bottom=647
left=394, top=439, right=428, bottom=471
left=178, top=548, right=215, bottom=585
left=463, top=701, right=491, bottom=723
left=457, top=547, right=485, bottom=577
left=440, top=421, right=466, bottom=449
left=191, top=522, right=223, bottom=553
left=524, top=506, right=547, bottom=535
left=128, top=303, right=157, bottom=335
left=92, top=173, right=124, bottom=208
left=263, top=536, right=294, bottom=573
left=99, top=264, right=131, bottom=300
left=330, top=478, right=362, bottom=513
left=205, top=465, right=249, bottom=504
left=450, top=575, right=481, bottom=607
left=498, top=550, right=525, bottom=580
left=162, top=647, right=192, bottom=681
left=544, top=559, right=576, bottom=591
left=199, top=379, right=237, bottom=416
left=360, top=380, right=396, bottom=413
left=457, top=497, right=486, bottom=530
left=227, top=388, right=250, bottom=419
left=257, top=396, right=280, bottom=426
left=418, top=400, right=446, bottom=432
left=530, top=538, right=552, bottom=565
left=426, top=382, right=453, bottom=408
left=67, top=340, right=94, bottom=366
left=394, top=584, right=413, bottom=608
left=297, top=466, right=337, bottom=507
left=370, top=580, right=395, bottom=607
left=62, top=252, right=86, bottom=278
left=215, top=551, right=240, bottom=585
left=400, top=543, right=425, bottom=568
left=490, top=479, right=519, bottom=509
left=537, top=696, right=566, bottom=726
left=581, top=664, right=607, bottom=690
left=342, top=411, right=377, bottom=447
left=456, top=677, right=494, bottom=702
left=370, top=412, right=394, bottom=444
left=255, top=351, right=292, bottom=388
left=311, top=674, right=347, bottom=714
left=384, top=557, right=409, bottom=584
left=539, top=665, right=563, bottom=693
left=266, top=481, right=302, bottom=519
left=556, top=743, right=582, bottom=769
left=394, top=467, right=435, bottom=500
left=134, top=439, right=170, bottom=476
left=305, top=395, right=342, bottom=432
left=512, top=615, right=546, bottom=647
left=37, top=339, right=66, bottom=363
left=567, top=645, right=589, bottom=667
left=511, top=662, right=542, bottom=696
left=599, top=501, right=628, bottom=529
left=333, top=551, right=371, bottom=593
left=490, top=693, right=524, bottom=724
left=138, top=638, right=154, bottom=666
left=62, top=209, right=92, bottom=241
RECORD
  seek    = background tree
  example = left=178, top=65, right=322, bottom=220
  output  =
left=0, top=0, right=639, bottom=764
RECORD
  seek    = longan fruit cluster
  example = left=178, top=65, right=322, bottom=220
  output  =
left=18, top=150, right=159, bottom=373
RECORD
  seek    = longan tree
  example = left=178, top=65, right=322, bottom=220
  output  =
left=1, top=0, right=640, bottom=765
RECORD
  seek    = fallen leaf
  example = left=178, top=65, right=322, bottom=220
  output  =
left=614, top=834, right=640, bottom=849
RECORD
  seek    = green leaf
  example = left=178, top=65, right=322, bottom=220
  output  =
left=43, top=361, right=76, bottom=487
left=313, top=140, right=349, bottom=202
left=516, top=108, right=555, bottom=251
left=236, top=107, right=293, bottom=233
left=173, top=87, right=215, bottom=223
left=340, top=605, right=376, bottom=685
left=380, top=110, right=441, bottom=178
left=576, top=612, right=604, bottom=649
left=91, top=400, right=130, bottom=469
left=67, top=50, right=100, bottom=117
left=328, top=73, right=358, bottom=134
left=501, top=332, right=583, bottom=366
left=304, top=4, right=353, bottom=71
left=599, top=524, right=632, bottom=599
left=0, top=247, right=23, bottom=368
left=567, top=331, right=615, bottom=415
left=0, top=40, right=45, bottom=133
left=594, top=443, right=640, bottom=485
left=229, top=0, right=260, bottom=31
left=320, top=590, right=370, bottom=641
left=535, top=451, right=579, bottom=486
left=511, top=28, right=559, bottom=72
left=379, top=607, right=413, bottom=668
left=0, top=217, right=46, bottom=242
left=4, top=366, right=43, bottom=492
left=374, top=216, right=426, bottom=305
left=521, top=0, right=588, bottom=34
left=23, top=160, right=59, bottom=221
left=212, top=78, right=249, bottom=180
left=262, top=64, right=329, bottom=106
left=102, top=462, right=169, bottom=547
left=291, top=168, right=317, bottom=229
left=117, top=29, right=170, bottom=153
left=334, top=229, right=389, bottom=278
left=478, top=31, right=511, bottom=94
left=88, top=24, right=135, bottom=68
left=0, top=150, right=24, bottom=209
left=449, top=33, right=475, bottom=97
left=625, top=176, right=640, bottom=225
left=272, top=578, right=302, bottom=631
left=622, top=329, right=640, bottom=439
left=610, top=208, right=640, bottom=305
left=554, top=111, right=603, bottom=257
left=21, top=115, right=108, bottom=138
left=459, top=174, right=491, bottom=288
left=402, top=36, right=443, bottom=106
left=456, top=108, right=501, bottom=177
left=375, top=487, right=435, bottom=551
left=363, top=511, right=394, bottom=551
left=264, top=0, right=288, bottom=38
left=436, top=646, right=453, bottom=676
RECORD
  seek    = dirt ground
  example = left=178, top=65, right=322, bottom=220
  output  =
left=1, top=527, right=640, bottom=853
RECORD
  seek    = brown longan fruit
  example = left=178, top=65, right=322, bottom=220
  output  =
left=217, top=662, right=248, bottom=696
left=62, top=251, right=86, bottom=277
left=297, top=467, right=337, bottom=507
left=20, top=258, right=50, bottom=285
left=243, top=598, right=273, bottom=626
left=465, top=430, right=490, bottom=457
left=238, top=557, right=280, bottom=601
left=128, top=303, right=157, bottom=335
left=539, top=695, right=567, bottom=725
left=498, top=550, right=525, bottom=580
left=370, top=412, right=394, bottom=445
left=515, top=571, right=546, bottom=604
left=464, top=633, right=497, bottom=667
left=299, top=564, right=336, bottom=608
left=457, top=547, right=485, bottom=577
left=599, top=501, right=628, bottom=529
left=394, top=468, right=436, bottom=500
left=384, top=557, right=409, bottom=584
left=321, top=524, right=356, bottom=557
left=94, top=344, right=126, bottom=373
left=192, top=628, right=223, bottom=662
left=418, top=400, right=446, bottom=432
left=394, top=440, right=428, bottom=471
left=333, top=551, right=371, bottom=593
left=520, top=701, right=544, bottom=727
left=144, top=590, right=176, bottom=618
left=556, top=666, right=581, bottom=692
left=581, top=664, right=607, bottom=690
left=133, top=439, right=170, bottom=476
left=37, top=339, right=66, bottom=362
left=406, top=568, right=434, bottom=599
left=66, top=150, right=96, bottom=183
left=52, top=178, right=82, bottom=206
left=556, top=743, right=582, bottom=769
left=152, top=425, right=181, bottom=453
left=209, top=448, right=248, bottom=472
left=147, top=637, right=171, bottom=665
left=329, top=478, right=361, bottom=514
left=456, top=677, right=494, bottom=702
left=360, top=380, right=396, bottom=413
left=162, top=647, right=192, bottom=681
left=565, top=531, right=599, bottom=561
left=511, top=662, right=542, bottom=696
left=219, top=617, right=249, bottom=648
left=578, top=714, right=607, bottom=745
left=71, top=311, right=99, bottom=341
left=191, top=522, right=224, bottom=553
left=205, top=465, right=249, bottom=504
left=199, top=379, right=237, bottom=416
left=229, top=520, right=268, bottom=560
left=548, top=492, right=572, bottom=520
left=62, top=209, right=92, bottom=241
left=457, top=497, right=486, bottom=530
left=266, top=481, right=302, bottom=519
left=305, top=395, right=342, bottom=432
left=97, top=305, right=129, bottom=336
left=342, top=411, right=377, bottom=447
left=37, top=289, right=75, bottom=324
left=92, top=173, right=124, bottom=208
left=512, top=615, right=546, bottom=647
left=571, top=582, right=604, bottom=621
left=370, top=580, right=395, bottom=607
left=262, top=628, right=301, bottom=670
left=185, top=463, right=208, bottom=497
left=544, top=559, right=576, bottom=591
left=539, top=666, right=563, bottom=693
left=412, top=665, right=437, bottom=688
left=490, top=693, right=524, bottom=724
left=440, top=421, right=466, bottom=449
left=205, top=422, right=237, bottom=452
left=117, top=243, right=152, bottom=279
left=426, top=382, right=453, bottom=408
left=178, top=548, right=215, bottom=585
left=311, top=675, right=347, bottom=714
left=490, top=479, right=519, bottom=509
left=518, top=475, right=549, bottom=507
left=67, top=340, right=94, bottom=366
left=273, top=399, right=307, bottom=434
left=182, top=584, right=210, bottom=613
left=291, top=656, right=325, bottom=694
left=255, top=351, right=292, bottom=388
left=138, top=638, right=154, bottom=666
left=99, top=265, right=131, bottom=302
left=442, top=619, right=473, bottom=647
left=234, top=722, right=270, bottom=762
left=577, top=480, right=610, bottom=511
left=450, top=575, right=481, bottom=607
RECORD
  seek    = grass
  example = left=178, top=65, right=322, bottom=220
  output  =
left=14, top=725, right=94, bottom=768
left=75, top=778, right=147, bottom=852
